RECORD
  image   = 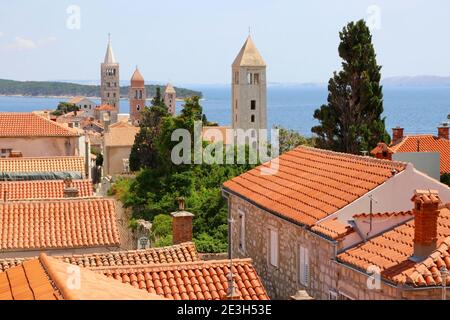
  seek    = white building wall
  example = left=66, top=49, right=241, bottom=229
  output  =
left=321, top=163, right=450, bottom=225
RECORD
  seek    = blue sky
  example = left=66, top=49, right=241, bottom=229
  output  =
left=0, top=0, right=449, bottom=84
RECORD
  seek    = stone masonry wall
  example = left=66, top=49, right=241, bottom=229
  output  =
left=228, top=193, right=338, bottom=300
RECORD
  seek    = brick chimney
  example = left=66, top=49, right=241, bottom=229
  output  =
left=370, top=142, right=393, bottom=160
left=63, top=177, right=79, bottom=198
left=171, top=197, right=194, bottom=245
left=438, top=123, right=449, bottom=140
left=411, top=189, right=441, bottom=262
left=392, top=127, right=404, bottom=145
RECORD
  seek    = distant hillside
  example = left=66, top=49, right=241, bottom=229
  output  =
left=382, top=76, right=450, bottom=87
left=0, top=79, right=202, bottom=98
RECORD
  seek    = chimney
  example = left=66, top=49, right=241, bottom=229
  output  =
left=411, top=189, right=441, bottom=262
left=370, top=142, right=393, bottom=160
left=63, top=177, right=79, bottom=198
left=171, top=197, right=194, bottom=245
left=438, top=123, right=449, bottom=140
left=103, top=113, right=111, bottom=133
left=392, top=127, right=404, bottom=145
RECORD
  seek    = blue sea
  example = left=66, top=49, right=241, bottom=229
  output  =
left=0, top=85, right=449, bottom=137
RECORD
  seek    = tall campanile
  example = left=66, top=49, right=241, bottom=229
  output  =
left=231, top=36, right=267, bottom=133
left=101, top=34, right=120, bottom=123
left=129, top=67, right=146, bottom=125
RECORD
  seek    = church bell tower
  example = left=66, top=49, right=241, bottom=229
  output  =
left=101, top=34, right=120, bottom=123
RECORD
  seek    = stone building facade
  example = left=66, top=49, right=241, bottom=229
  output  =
left=225, top=192, right=338, bottom=300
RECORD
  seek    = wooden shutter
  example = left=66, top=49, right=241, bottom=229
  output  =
left=299, top=246, right=310, bottom=287
left=270, top=229, right=278, bottom=267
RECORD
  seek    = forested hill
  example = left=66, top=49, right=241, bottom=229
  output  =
left=0, top=79, right=202, bottom=98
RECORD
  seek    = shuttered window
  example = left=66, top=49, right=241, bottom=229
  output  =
left=238, top=210, right=245, bottom=252
left=269, top=229, right=278, bottom=267
left=299, top=245, right=310, bottom=287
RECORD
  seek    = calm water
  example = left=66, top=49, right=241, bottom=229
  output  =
left=1, top=85, right=449, bottom=137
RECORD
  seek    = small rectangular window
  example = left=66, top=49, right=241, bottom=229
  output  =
left=269, top=229, right=279, bottom=267
left=329, top=290, right=338, bottom=300
left=251, top=115, right=255, bottom=123
left=254, top=73, right=260, bottom=85
left=239, top=210, right=245, bottom=252
left=299, top=245, right=310, bottom=287
left=251, top=100, right=256, bottom=110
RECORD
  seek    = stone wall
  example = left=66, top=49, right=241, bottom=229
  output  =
left=227, top=193, right=338, bottom=300
left=114, top=199, right=135, bottom=250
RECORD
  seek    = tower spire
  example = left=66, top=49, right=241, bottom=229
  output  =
left=104, top=33, right=116, bottom=64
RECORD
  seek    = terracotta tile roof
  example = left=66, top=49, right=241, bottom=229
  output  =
left=311, top=218, right=353, bottom=240
left=223, top=146, right=407, bottom=226
left=0, top=242, right=198, bottom=273
left=68, top=96, right=91, bottom=104
left=0, top=198, right=120, bottom=252
left=337, top=206, right=450, bottom=286
left=0, top=113, right=80, bottom=137
left=390, top=135, right=450, bottom=174
left=96, top=259, right=269, bottom=300
left=104, top=121, right=139, bottom=147
left=0, top=156, right=84, bottom=174
left=0, top=258, right=62, bottom=300
left=370, top=142, right=394, bottom=156
left=0, top=253, right=164, bottom=300
left=352, top=211, right=413, bottom=219
left=0, top=180, right=93, bottom=200
left=96, top=104, right=115, bottom=111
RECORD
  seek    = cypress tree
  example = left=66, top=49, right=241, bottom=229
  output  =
left=312, top=20, right=390, bottom=154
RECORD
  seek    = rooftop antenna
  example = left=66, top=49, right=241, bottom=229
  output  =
left=366, top=194, right=378, bottom=238
left=248, top=26, right=252, bottom=37
left=227, top=216, right=236, bottom=299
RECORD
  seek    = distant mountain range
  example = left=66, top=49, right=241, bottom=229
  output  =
left=0, top=79, right=202, bottom=98
left=381, top=76, right=450, bottom=87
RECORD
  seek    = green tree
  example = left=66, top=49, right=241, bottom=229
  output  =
left=442, top=173, right=450, bottom=187
left=129, top=91, right=169, bottom=171
left=275, top=125, right=315, bottom=154
left=51, top=102, right=79, bottom=116
left=312, top=20, right=390, bottom=154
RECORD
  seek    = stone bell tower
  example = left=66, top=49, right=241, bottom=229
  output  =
left=101, top=34, right=120, bottom=123
left=231, top=36, right=267, bottom=133
left=129, top=67, right=146, bottom=125
left=164, top=83, right=177, bottom=116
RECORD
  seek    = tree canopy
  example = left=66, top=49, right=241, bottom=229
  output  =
left=312, top=20, right=390, bottom=154
left=111, top=96, right=256, bottom=253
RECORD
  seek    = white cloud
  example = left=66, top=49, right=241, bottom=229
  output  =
left=5, top=36, right=56, bottom=51
left=7, top=37, right=38, bottom=50
left=0, top=32, right=4, bottom=37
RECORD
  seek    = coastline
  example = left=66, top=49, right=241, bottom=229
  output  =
left=0, top=94, right=191, bottom=101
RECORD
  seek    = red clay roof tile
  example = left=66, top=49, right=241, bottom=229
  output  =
left=223, top=146, right=407, bottom=226
left=0, top=113, right=80, bottom=137
left=0, top=198, right=120, bottom=251
left=96, top=259, right=269, bottom=300
left=0, top=180, right=93, bottom=200
left=337, top=206, right=450, bottom=287
left=0, top=156, right=84, bottom=174
left=391, top=135, right=450, bottom=174
left=311, top=218, right=354, bottom=240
